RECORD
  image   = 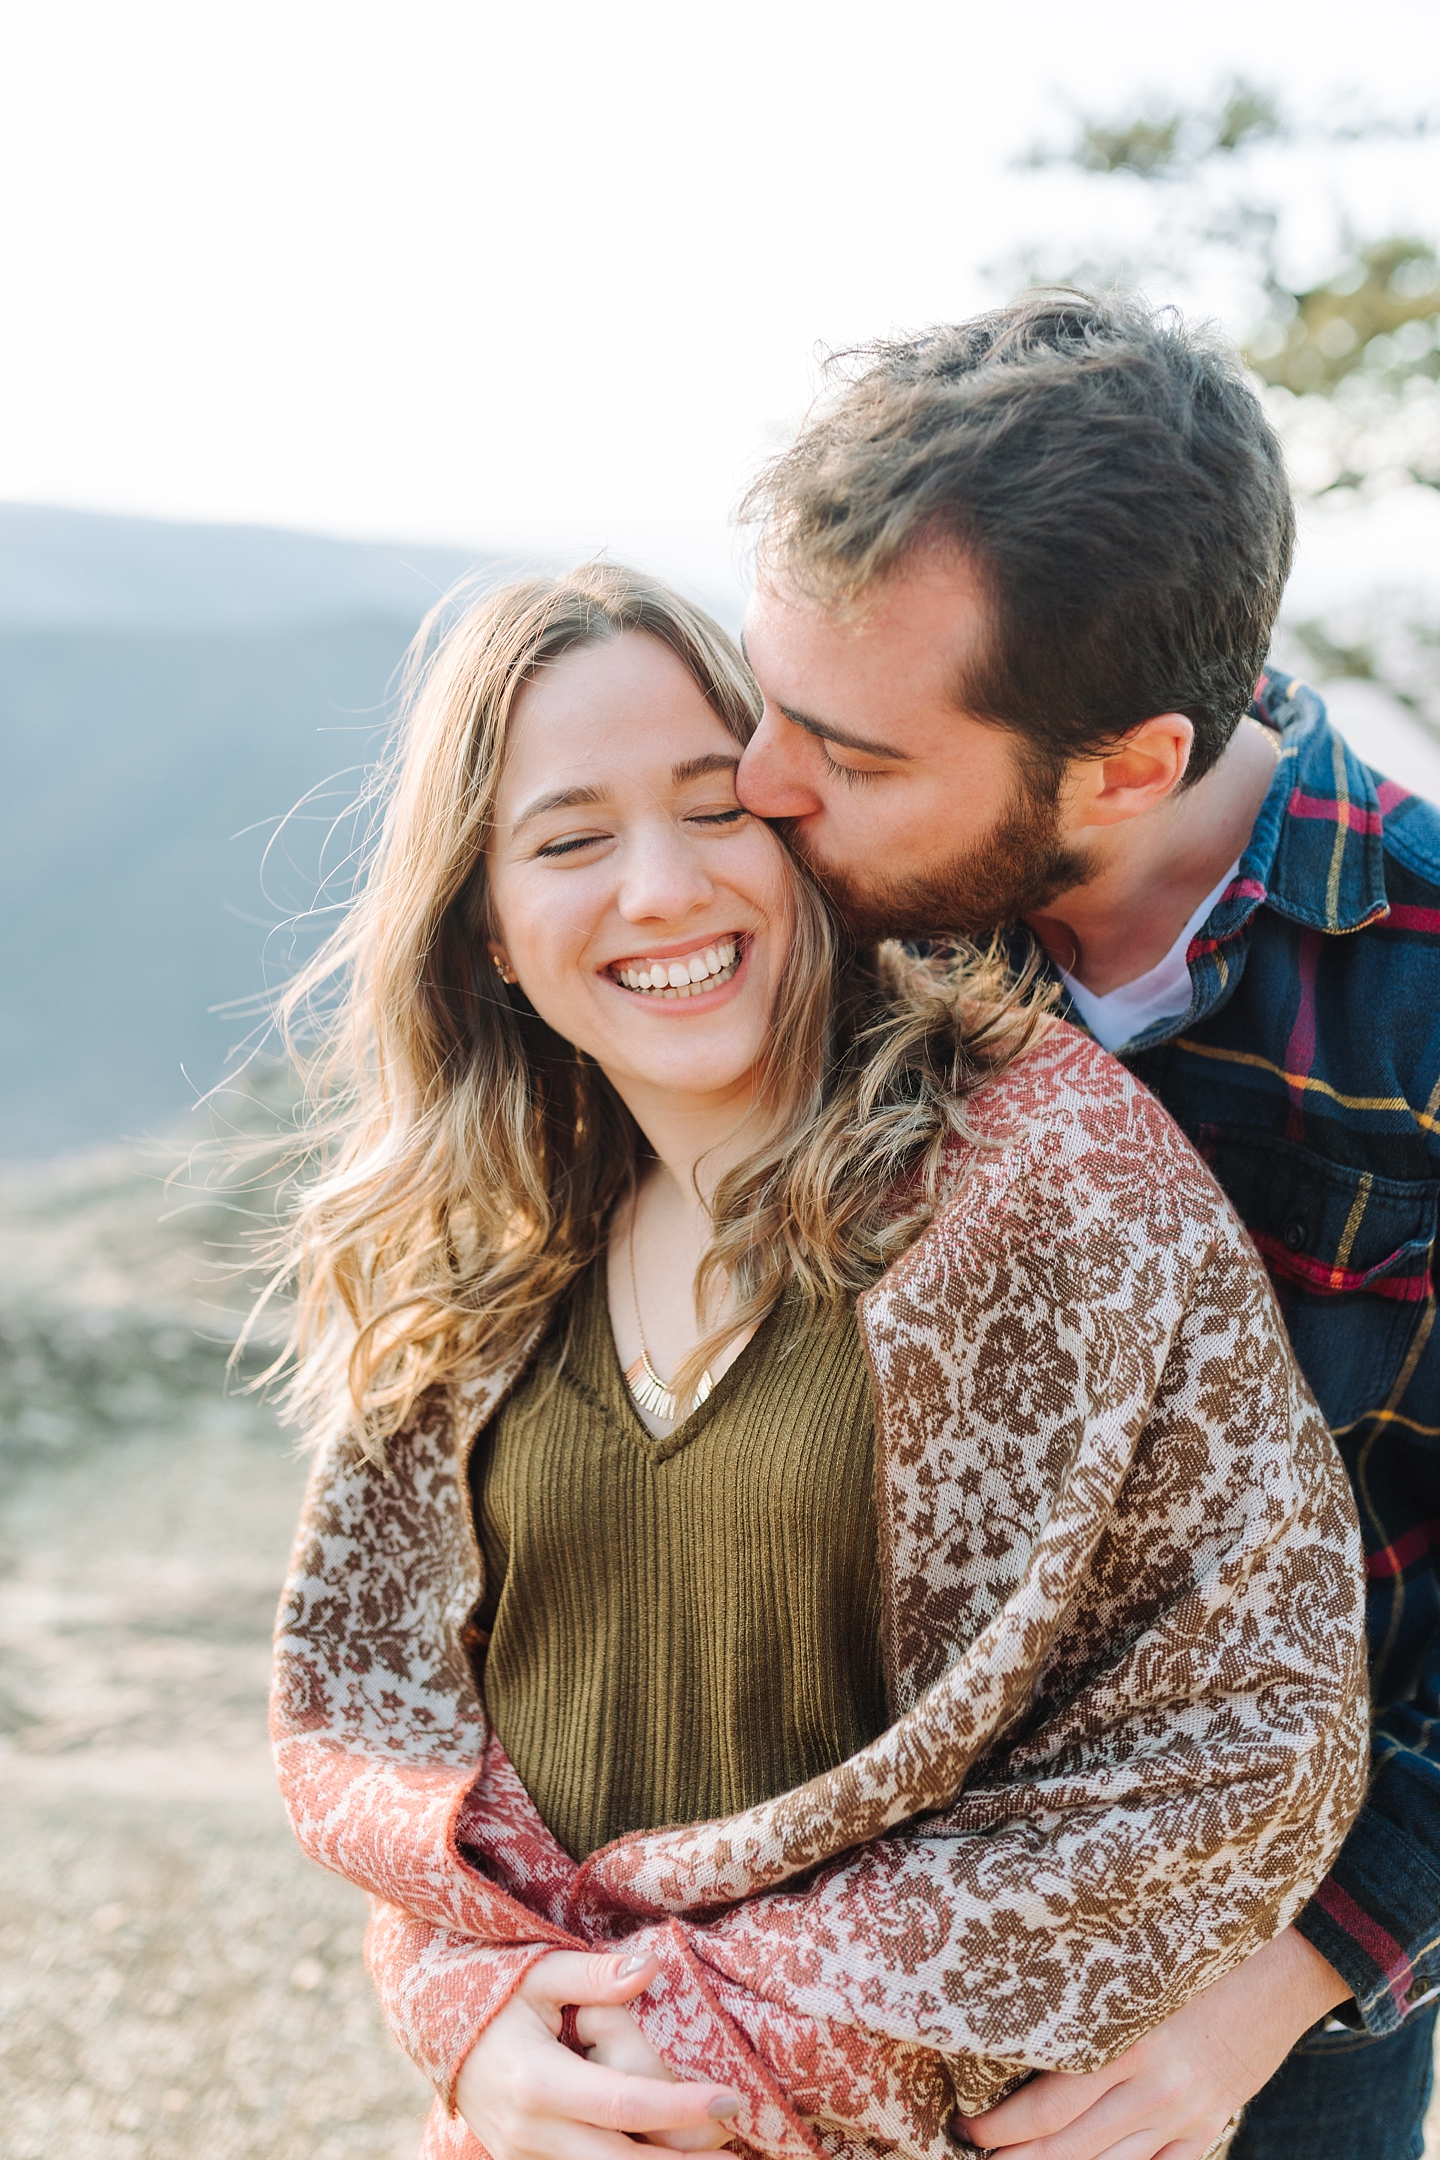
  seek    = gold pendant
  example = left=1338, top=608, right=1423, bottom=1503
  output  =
left=624, top=1353, right=714, bottom=1425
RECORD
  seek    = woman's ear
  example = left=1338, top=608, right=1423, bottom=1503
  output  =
left=489, top=946, right=519, bottom=984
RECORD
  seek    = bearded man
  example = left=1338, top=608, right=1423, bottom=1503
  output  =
left=736, top=292, right=1440, bottom=2160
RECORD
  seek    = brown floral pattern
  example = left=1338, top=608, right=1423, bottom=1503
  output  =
left=270, top=1025, right=1369, bottom=2160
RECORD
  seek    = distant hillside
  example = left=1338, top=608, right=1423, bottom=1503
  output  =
left=0, top=503, right=479, bottom=632
left=0, top=507, right=497, bottom=1156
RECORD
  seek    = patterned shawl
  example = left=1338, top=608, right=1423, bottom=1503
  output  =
left=271, top=1025, right=1368, bottom=2160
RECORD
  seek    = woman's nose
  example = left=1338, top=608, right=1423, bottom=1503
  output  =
left=615, top=827, right=716, bottom=923
left=735, top=710, right=824, bottom=820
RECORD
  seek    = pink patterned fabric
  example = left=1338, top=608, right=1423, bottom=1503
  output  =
left=271, top=1025, right=1369, bottom=2159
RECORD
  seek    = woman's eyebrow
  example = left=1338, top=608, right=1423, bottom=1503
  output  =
left=511, top=783, right=608, bottom=831
left=671, top=753, right=740, bottom=784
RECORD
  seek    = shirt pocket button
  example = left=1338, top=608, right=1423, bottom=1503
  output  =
left=1282, top=1219, right=1308, bottom=1252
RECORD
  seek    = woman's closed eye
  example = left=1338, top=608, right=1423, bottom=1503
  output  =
left=532, top=804, right=749, bottom=858
left=534, top=829, right=612, bottom=859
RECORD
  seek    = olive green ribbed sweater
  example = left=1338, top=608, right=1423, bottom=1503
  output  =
left=469, top=1255, right=887, bottom=1861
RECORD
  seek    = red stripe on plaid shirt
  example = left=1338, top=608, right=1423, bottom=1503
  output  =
left=1250, top=1230, right=1432, bottom=1302
left=1367, top=1520, right=1440, bottom=1579
left=1283, top=932, right=1321, bottom=1140
left=1312, top=1879, right=1416, bottom=2014
left=1289, top=788, right=1386, bottom=835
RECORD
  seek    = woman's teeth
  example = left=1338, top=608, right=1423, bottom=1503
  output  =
left=614, top=938, right=739, bottom=998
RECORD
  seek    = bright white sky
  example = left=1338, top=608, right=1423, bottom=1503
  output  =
left=2, top=0, right=1437, bottom=608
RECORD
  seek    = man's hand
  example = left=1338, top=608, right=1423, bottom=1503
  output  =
left=456, top=1950, right=742, bottom=2160
left=957, top=1927, right=1349, bottom=2159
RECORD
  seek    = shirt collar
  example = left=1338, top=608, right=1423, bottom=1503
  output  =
left=1240, top=670, right=1391, bottom=935
left=1008, top=670, right=1391, bottom=1055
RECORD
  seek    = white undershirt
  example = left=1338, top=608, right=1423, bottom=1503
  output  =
left=1058, top=859, right=1243, bottom=1055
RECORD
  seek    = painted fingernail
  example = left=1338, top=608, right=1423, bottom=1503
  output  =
left=708, top=2096, right=742, bottom=2121
left=618, top=1955, right=649, bottom=1976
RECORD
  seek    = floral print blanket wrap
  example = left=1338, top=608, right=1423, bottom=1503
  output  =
left=271, top=1027, right=1369, bottom=2160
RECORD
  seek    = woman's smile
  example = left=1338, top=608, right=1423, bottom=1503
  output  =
left=605, top=931, right=744, bottom=1004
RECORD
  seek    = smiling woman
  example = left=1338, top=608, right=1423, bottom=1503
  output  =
left=264, top=566, right=997, bottom=1446
left=263, top=563, right=1368, bottom=2160
left=482, top=625, right=809, bottom=1419
left=485, top=634, right=787, bottom=1170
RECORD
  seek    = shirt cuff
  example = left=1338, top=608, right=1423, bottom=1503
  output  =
left=1293, top=1775, right=1440, bottom=2037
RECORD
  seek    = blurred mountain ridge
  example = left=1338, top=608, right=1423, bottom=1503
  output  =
left=0, top=506, right=507, bottom=1157
left=0, top=502, right=480, bottom=632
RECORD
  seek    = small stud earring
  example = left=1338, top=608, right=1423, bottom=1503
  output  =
left=492, top=953, right=518, bottom=985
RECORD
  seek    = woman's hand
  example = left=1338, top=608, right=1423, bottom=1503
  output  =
left=956, top=1927, right=1349, bottom=2160
left=456, top=1949, right=742, bottom=2160
left=573, top=1999, right=731, bottom=2153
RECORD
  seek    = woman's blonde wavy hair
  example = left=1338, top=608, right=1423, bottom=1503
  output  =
left=264, top=561, right=1048, bottom=1455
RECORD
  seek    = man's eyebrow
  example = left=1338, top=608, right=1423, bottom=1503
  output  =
left=741, top=626, right=906, bottom=757
left=671, top=753, right=740, bottom=784
left=777, top=704, right=911, bottom=761
left=511, top=783, right=608, bottom=831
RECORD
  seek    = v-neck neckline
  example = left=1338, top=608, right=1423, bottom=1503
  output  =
left=573, top=1253, right=786, bottom=1465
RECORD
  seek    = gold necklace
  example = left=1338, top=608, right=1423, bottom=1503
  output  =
left=623, top=1209, right=713, bottom=1425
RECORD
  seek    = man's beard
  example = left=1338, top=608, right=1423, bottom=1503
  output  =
left=779, top=770, right=1097, bottom=944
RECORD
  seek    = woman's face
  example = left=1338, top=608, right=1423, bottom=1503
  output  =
left=486, top=631, right=794, bottom=1114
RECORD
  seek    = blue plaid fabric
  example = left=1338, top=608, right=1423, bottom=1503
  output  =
left=1016, top=671, right=1440, bottom=2036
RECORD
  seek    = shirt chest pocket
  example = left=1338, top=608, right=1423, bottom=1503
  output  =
left=1199, top=1126, right=1439, bottom=1433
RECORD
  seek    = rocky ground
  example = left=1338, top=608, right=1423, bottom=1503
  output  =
left=0, top=1131, right=432, bottom=2158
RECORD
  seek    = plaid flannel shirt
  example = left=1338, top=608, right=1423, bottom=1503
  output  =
left=1014, top=669, right=1440, bottom=2036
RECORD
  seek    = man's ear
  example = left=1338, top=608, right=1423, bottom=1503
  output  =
left=1069, top=714, right=1194, bottom=829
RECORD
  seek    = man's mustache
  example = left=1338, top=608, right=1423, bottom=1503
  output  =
left=767, top=799, right=1095, bottom=946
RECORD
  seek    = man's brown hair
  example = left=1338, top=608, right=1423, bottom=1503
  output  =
left=744, top=290, right=1295, bottom=786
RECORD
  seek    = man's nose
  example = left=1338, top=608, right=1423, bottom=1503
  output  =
left=736, top=710, right=823, bottom=820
